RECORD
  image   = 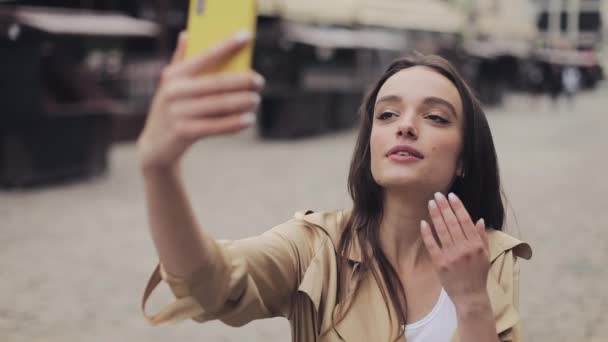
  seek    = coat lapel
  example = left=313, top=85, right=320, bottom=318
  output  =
left=331, top=269, right=396, bottom=342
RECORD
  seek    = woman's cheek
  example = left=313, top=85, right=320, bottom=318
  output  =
left=369, top=146, right=383, bottom=181
left=430, top=140, right=462, bottom=173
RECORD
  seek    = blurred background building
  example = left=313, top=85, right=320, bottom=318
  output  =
left=0, top=0, right=605, bottom=187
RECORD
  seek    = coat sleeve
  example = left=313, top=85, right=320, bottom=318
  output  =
left=141, top=218, right=323, bottom=327
left=498, top=251, right=524, bottom=342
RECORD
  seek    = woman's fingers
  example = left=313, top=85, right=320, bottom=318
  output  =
left=137, top=31, right=260, bottom=170
left=421, top=220, right=442, bottom=260
left=169, top=91, right=260, bottom=119
left=446, top=192, right=488, bottom=253
left=434, top=192, right=466, bottom=243
left=476, top=219, right=489, bottom=252
left=165, top=72, right=264, bottom=102
left=177, top=112, right=256, bottom=140
left=428, top=199, right=453, bottom=248
left=447, top=193, right=476, bottom=241
left=171, top=31, right=252, bottom=78
left=171, top=31, right=188, bottom=64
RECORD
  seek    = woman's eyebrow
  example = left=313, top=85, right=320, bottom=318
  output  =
left=422, top=97, right=458, bottom=118
left=375, top=94, right=403, bottom=106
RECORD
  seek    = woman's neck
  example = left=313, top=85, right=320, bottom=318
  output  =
left=379, top=189, right=435, bottom=272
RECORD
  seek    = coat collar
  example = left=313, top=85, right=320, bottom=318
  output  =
left=295, top=209, right=533, bottom=340
left=295, top=209, right=533, bottom=264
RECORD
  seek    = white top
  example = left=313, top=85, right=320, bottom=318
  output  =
left=404, top=288, right=457, bottom=342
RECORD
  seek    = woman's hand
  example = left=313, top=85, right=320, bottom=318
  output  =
left=420, top=192, right=491, bottom=309
left=137, top=31, right=265, bottom=171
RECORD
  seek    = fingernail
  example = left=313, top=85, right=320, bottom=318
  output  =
left=241, top=112, right=256, bottom=125
left=434, top=192, right=442, bottom=200
left=252, top=94, right=261, bottom=106
left=233, top=30, right=252, bottom=43
left=448, top=193, right=457, bottom=202
left=428, top=200, right=436, bottom=209
left=254, top=74, right=266, bottom=88
left=479, top=218, right=485, bottom=226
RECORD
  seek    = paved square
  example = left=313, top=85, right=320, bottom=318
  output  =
left=1, top=88, right=607, bottom=341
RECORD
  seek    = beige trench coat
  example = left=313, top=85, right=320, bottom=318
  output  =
left=142, top=209, right=533, bottom=342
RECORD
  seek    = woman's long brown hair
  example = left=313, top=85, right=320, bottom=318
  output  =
left=331, top=54, right=505, bottom=340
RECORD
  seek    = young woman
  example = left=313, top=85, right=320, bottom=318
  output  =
left=139, top=32, right=532, bottom=342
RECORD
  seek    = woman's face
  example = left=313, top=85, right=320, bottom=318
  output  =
left=370, top=66, right=464, bottom=193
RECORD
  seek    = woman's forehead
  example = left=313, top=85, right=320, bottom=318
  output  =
left=377, top=66, right=463, bottom=115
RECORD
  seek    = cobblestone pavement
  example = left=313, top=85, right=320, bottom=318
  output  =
left=1, top=87, right=607, bottom=342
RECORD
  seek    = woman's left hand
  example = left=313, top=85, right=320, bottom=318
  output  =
left=420, top=192, right=491, bottom=308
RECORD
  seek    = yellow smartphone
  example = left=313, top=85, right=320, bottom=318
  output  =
left=186, top=0, right=257, bottom=74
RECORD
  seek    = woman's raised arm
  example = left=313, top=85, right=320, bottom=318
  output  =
left=137, top=31, right=264, bottom=278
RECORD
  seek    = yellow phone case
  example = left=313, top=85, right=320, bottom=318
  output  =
left=186, top=0, right=257, bottom=74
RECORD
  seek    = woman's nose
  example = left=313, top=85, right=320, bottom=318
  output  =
left=396, top=115, right=418, bottom=139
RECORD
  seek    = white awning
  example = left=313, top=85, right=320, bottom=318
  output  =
left=284, top=22, right=408, bottom=50
left=357, top=0, right=465, bottom=33
left=257, top=0, right=284, bottom=16
left=9, top=6, right=159, bottom=37
left=477, top=18, right=536, bottom=40
left=281, top=0, right=359, bottom=25
left=534, top=48, right=599, bottom=66
left=474, top=0, right=536, bottom=40
left=257, top=0, right=465, bottom=34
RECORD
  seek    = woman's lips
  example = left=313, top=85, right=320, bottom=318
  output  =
left=385, top=145, right=424, bottom=163
left=387, top=152, right=422, bottom=163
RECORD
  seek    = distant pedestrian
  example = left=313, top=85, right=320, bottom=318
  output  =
left=548, top=64, right=563, bottom=106
left=523, top=61, right=545, bottom=110
left=562, top=66, right=581, bottom=109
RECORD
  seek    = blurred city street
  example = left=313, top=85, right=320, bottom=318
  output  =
left=1, top=86, right=608, bottom=342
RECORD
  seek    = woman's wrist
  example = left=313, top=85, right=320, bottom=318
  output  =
left=140, top=160, right=182, bottom=181
left=454, top=291, right=500, bottom=342
left=454, top=290, right=493, bottom=318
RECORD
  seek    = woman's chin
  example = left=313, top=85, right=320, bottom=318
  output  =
left=377, top=175, right=446, bottom=193
left=377, top=176, right=419, bottom=189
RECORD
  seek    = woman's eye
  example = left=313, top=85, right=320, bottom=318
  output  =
left=377, top=112, right=395, bottom=120
left=427, top=114, right=449, bottom=124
